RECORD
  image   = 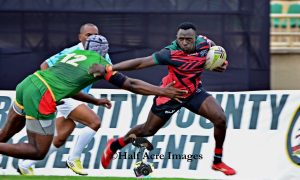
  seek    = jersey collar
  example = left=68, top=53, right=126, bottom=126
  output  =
left=78, top=42, right=84, bottom=50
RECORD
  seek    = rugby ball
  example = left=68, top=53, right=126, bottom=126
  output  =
left=204, top=46, right=227, bottom=70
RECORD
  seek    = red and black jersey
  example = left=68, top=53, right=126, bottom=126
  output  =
left=152, top=36, right=210, bottom=105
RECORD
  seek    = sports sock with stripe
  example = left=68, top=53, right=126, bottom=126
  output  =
left=213, top=148, right=223, bottom=164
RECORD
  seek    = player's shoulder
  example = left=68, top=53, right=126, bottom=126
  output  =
left=70, top=42, right=84, bottom=50
left=165, top=40, right=181, bottom=50
left=63, top=43, right=84, bottom=52
left=196, top=35, right=208, bottom=43
left=78, top=50, right=110, bottom=64
left=153, top=48, right=171, bottom=58
left=73, top=49, right=99, bottom=56
left=163, top=41, right=185, bottom=57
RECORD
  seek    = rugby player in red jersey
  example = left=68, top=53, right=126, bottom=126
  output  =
left=100, top=22, right=236, bottom=175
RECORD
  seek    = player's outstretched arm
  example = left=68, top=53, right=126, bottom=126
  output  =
left=112, top=56, right=156, bottom=71
left=125, top=78, right=186, bottom=98
left=88, top=64, right=187, bottom=98
left=71, top=92, right=112, bottom=108
left=122, top=78, right=187, bottom=98
left=107, top=72, right=187, bottom=98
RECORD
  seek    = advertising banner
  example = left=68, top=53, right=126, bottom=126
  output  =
left=0, top=89, right=299, bottom=179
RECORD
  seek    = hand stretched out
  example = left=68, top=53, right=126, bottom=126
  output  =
left=162, top=81, right=188, bottom=101
left=93, top=98, right=112, bottom=109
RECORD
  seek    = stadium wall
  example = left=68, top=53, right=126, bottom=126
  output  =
left=0, top=89, right=299, bottom=179
left=0, top=0, right=270, bottom=91
left=271, top=53, right=300, bottom=90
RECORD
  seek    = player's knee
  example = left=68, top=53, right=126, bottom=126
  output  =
left=53, top=136, right=66, bottom=148
left=88, top=117, right=101, bottom=131
left=34, top=150, right=48, bottom=160
left=212, top=112, right=227, bottom=129
left=142, top=126, right=157, bottom=136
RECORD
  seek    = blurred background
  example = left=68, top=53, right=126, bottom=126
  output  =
left=0, top=0, right=298, bottom=91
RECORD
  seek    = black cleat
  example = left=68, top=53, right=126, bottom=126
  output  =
left=130, top=135, right=153, bottom=151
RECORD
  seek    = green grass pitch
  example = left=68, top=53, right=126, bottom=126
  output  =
left=0, top=176, right=196, bottom=180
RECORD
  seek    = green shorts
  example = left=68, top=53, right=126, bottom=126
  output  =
left=15, top=74, right=56, bottom=120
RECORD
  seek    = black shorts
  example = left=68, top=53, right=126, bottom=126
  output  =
left=151, top=86, right=211, bottom=121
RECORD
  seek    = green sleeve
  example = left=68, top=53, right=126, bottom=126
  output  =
left=151, top=49, right=171, bottom=65
left=152, top=53, right=160, bottom=65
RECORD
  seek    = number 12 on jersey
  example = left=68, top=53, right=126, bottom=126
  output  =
left=60, top=53, right=87, bottom=67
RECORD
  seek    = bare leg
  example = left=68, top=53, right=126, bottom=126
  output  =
left=0, top=130, right=53, bottom=160
left=18, top=116, right=75, bottom=173
left=198, top=96, right=236, bottom=175
left=123, top=111, right=167, bottom=143
left=101, top=111, right=168, bottom=168
left=197, top=96, right=226, bottom=149
left=68, top=104, right=101, bottom=131
left=65, top=104, right=99, bottom=175
left=52, top=116, right=76, bottom=148
left=0, top=107, right=26, bottom=142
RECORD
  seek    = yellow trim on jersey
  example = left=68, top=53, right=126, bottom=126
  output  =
left=34, top=72, right=56, bottom=101
left=25, top=115, right=36, bottom=120
left=14, top=100, right=24, bottom=109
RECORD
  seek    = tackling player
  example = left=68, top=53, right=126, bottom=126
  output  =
left=100, top=22, right=236, bottom=176
left=18, top=23, right=112, bottom=176
left=0, top=35, right=187, bottom=174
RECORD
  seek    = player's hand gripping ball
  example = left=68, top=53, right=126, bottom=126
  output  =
left=204, top=46, right=227, bottom=71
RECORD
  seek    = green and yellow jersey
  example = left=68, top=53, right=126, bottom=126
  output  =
left=36, top=49, right=110, bottom=102
left=16, top=49, right=125, bottom=120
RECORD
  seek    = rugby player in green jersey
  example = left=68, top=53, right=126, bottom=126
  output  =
left=18, top=23, right=113, bottom=176
left=0, top=35, right=187, bottom=164
left=101, top=22, right=236, bottom=175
